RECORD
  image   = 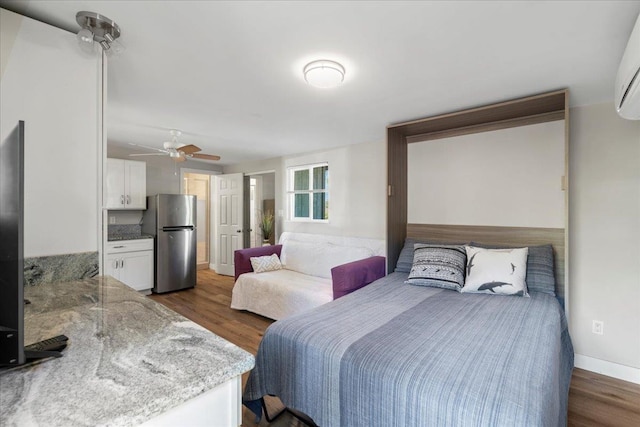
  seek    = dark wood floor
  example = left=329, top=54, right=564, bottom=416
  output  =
left=150, top=270, right=640, bottom=427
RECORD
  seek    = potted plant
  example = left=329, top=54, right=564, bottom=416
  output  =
left=259, top=210, right=274, bottom=245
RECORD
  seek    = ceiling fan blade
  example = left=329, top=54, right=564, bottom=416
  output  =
left=129, top=153, right=167, bottom=157
left=179, top=144, right=201, bottom=154
left=128, top=142, right=169, bottom=153
left=191, top=153, right=221, bottom=161
left=174, top=156, right=187, bottom=162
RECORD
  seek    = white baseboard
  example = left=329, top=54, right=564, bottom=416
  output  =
left=574, top=353, right=640, bottom=384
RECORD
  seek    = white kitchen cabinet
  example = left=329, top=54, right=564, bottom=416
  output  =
left=106, top=158, right=146, bottom=209
left=106, top=239, right=154, bottom=291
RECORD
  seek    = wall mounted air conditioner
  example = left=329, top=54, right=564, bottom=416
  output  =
left=615, top=13, right=640, bottom=120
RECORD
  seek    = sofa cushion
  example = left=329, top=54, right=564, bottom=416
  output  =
left=281, top=240, right=373, bottom=279
left=231, top=269, right=332, bottom=320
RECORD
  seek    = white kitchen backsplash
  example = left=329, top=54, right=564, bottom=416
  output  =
left=108, top=210, right=143, bottom=225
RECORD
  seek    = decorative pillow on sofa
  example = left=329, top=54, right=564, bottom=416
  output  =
left=406, top=244, right=467, bottom=291
left=470, top=242, right=555, bottom=296
left=250, top=253, right=282, bottom=273
left=461, top=246, right=529, bottom=296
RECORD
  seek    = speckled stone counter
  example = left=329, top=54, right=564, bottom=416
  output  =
left=0, top=276, right=255, bottom=426
left=107, top=234, right=154, bottom=241
left=107, top=224, right=153, bottom=242
left=24, top=252, right=99, bottom=285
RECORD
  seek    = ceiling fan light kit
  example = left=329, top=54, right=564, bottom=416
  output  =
left=128, top=129, right=221, bottom=163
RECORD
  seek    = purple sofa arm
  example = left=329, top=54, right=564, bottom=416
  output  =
left=331, top=256, right=386, bottom=299
left=234, top=245, right=283, bottom=281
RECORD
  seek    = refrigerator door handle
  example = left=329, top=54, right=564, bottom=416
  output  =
left=162, top=226, right=195, bottom=232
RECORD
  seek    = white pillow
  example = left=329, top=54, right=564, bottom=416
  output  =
left=281, top=240, right=373, bottom=279
left=250, top=253, right=282, bottom=273
left=461, top=246, right=529, bottom=297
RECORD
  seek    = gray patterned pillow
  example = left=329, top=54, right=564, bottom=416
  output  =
left=395, top=238, right=466, bottom=273
left=406, top=244, right=467, bottom=291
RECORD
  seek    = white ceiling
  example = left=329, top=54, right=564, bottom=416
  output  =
left=3, top=1, right=639, bottom=166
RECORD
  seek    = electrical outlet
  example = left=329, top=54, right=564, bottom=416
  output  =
left=592, top=320, right=604, bottom=335
left=109, top=216, right=116, bottom=225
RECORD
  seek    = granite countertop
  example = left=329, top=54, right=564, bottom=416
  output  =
left=107, top=233, right=154, bottom=241
left=106, top=224, right=153, bottom=242
left=0, top=277, right=255, bottom=426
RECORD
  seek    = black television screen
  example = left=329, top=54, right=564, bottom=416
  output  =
left=0, top=120, right=25, bottom=366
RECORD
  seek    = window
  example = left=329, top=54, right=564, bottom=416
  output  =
left=287, top=163, right=329, bottom=221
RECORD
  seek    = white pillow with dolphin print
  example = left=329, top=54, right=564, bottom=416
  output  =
left=461, top=246, right=529, bottom=297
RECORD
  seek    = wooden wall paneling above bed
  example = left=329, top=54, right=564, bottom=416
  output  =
left=387, top=89, right=569, bottom=305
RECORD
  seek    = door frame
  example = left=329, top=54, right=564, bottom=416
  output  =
left=245, top=170, right=277, bottom=245
left=180, top=168, right=220, bottom=270
left=249, top=176, right=263, bottom=247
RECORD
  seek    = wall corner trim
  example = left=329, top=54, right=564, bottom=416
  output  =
left=574, top=353, right=640, bottom=385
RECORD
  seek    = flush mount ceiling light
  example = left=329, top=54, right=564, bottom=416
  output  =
left=75, top=11, right=124, bottom=55
left=303, top=60, right=345, bottom=88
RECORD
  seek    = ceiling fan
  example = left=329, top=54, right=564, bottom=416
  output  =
left=129, top=130, right=220, bottom=162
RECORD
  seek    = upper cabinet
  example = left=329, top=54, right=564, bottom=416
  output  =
left=106, top=158, right=146, bottom=209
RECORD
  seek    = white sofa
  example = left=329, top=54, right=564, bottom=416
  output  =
left=231, top=232, right=385, bottom=320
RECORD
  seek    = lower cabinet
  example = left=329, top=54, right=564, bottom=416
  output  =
left=139, top=376, right=241, bottom=427
left=106, top=240, right=154, bottom=292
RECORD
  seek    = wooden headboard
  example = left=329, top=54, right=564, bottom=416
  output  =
left=406, top=224, right=565, bottom=298
left=387, top=89, right=569, bottom=303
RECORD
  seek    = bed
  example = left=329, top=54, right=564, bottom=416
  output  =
left=243, top=268, right=573, bottom=427
left=244, top=91, right=573, bottom=426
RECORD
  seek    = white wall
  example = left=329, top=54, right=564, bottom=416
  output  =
left=281, top=141, right=386, bottom=240
left=408, top=121, right=565, bottom=228
left=261, top=174, right=276, bottom=199
left=0, top=9, right=101, bottom=257
left=570, top=102, right=640, bottom=376
left=107, top=211, right=143, bottom=226
left=0, top=8, right=20, bottom=80
left=223, top=141, right=386, bottom=241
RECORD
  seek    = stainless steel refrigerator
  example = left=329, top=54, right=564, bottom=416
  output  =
left=142, top=194, right=197, bottom=293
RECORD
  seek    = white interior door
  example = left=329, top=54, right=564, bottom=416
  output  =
left=215, top=173, right=244, bottom=276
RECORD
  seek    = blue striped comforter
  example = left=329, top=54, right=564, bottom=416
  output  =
left=244, top=272, right=574, bottom=427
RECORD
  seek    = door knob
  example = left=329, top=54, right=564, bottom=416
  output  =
left=236, top=229, right=242, bottom=233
